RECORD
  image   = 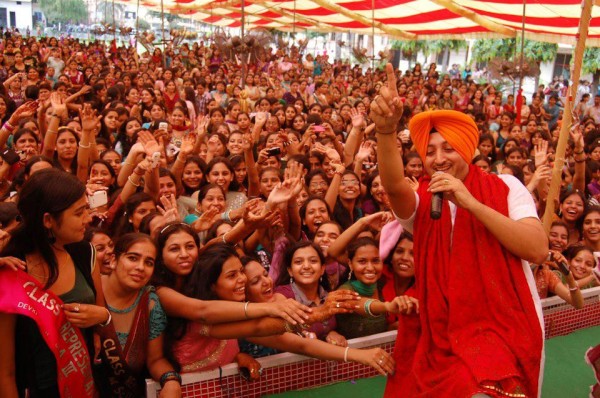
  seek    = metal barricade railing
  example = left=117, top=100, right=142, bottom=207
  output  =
left=146, top=287, right=600, bottom=398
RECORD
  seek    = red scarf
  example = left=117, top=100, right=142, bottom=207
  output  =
left=0, top=269, right=95, bottom=397
left=97, top=289, right=150, bottom=397
left=387, top=165, right=542, bottom=397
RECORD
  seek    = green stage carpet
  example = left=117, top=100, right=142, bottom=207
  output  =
left=267, top=326, right=599, bottom=398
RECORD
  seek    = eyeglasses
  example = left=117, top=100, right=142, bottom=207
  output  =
left=310, top=182, right=328, bottom=188
left=341, top=180, right=360, bottom=186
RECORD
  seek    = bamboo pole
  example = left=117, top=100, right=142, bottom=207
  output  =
left=542, top=0, right=594, bottom=232
left=161, top=0, right=166, bottom=67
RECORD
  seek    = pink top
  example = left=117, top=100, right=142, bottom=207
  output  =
left=172, top=323, right=239, bottom=373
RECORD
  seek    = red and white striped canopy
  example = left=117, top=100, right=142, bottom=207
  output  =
left=122, top=0, right=600, bottom=45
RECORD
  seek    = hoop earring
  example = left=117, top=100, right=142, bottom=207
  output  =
left=47, top=228, right=56, bottom=245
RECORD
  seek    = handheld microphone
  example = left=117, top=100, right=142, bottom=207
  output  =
left=431, top=192, right=443, bottom=219
left=430, top=171, right=443, bottom=220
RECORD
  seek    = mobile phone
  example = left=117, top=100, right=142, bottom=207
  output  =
left=151, top=151, right=161, bottom=168
left=313, top=125, right=325, bottom=133
left=557, top=261, right=570, bottom=276
left=266, top=147, right=281, bottom=156
left=158, top=122, right=168, bottom=131
left=88, top=190, right=108, bottom=209
left=0, top=148, right=20, bottom=165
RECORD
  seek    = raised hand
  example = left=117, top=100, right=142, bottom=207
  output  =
left=267, top=179, right=299, bottom=206
left=350, top=107, right=365, bottom=129
left=405, top=176, right=419, bottom=192
left=534, top=140, right=549, bottom=168
left=10, top=100, right=39, bottom=124
left=313, top=142, right=341, bottom=163
left=79, top=103, right=102, bottom=132
left=179, top=134, right=195, bottom=157
left=242, top=133, right=253, bottom=152
left=207, top=134, right=221, bottom=155
left=356, top=140, right=374, bottom=162
left=196, top=114, right=209, bottom=134
left=157, top=195, right=181, bottom=223
left=50, top=92, right=67, bottom=118
left=369, top=63, right=401, bottom=134
left=570, top=124, right=585, bottom=153
left=242, top=199, right=277, bottom=230
left=192, top=207, right=221, bottom=232
left=79, top=85, right=93, bottom=95
left=254, top=111, right=267, bottom=126
left=137, top=130, right=162, bottom=157
left=529, top=164, right=551, bottom=190
left=283, top=160, right=305, bottom=198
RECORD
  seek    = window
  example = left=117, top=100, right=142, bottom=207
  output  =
left=553, top=53, right=572, bottom=81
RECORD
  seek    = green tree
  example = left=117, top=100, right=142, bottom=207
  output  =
left=391, top=39, right=467, bottom=68
left=472, top=38, right=557, bottom=64
left=40, top=0, right=88, bottom=25
left=524, top=40, right=558, bottom=63
left=582, top=47, right=600, bottom=94
left=472, top=39, right=514, bottom=63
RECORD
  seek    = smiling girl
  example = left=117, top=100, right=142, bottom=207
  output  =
left=97, top=234, right=181, bottom=397
left=565, top=245, right=598, bottom=289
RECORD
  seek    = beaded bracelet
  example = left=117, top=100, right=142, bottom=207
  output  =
left=159, top=371, right=182, bottom=388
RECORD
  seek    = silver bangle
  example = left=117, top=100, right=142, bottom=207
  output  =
left=244, top=301, right=250, bottom=319
left=344, top=347, right=350, bottom=362
left=99, top=308, right=112, bottom=327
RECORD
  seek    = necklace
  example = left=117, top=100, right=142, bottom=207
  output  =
left=107, top=289, right=143, bottom=314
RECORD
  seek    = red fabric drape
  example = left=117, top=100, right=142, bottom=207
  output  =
left=385, top=165, right=542, bottom=397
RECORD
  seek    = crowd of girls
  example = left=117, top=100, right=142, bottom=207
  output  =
left=0, top=30, right=598, bottom=397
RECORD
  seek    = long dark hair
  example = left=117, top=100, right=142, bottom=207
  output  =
left=383, top=231, right=415, bottom=289
left=1, top=169, right=86, bottom=288
left=275, top=240, right=330, bottom=291
left=53, top=128, right=79, bottom=174
left=363, top=171, right=382, bottom=211
left=182, top=156, right=207, bottom=196
left=164, top=243, right=238, bottom=369
left=111, top=192, right=155, bottom=237
left=152, top=222, right=200, bottom=289
left=183, top=243, right=239, bottom=301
